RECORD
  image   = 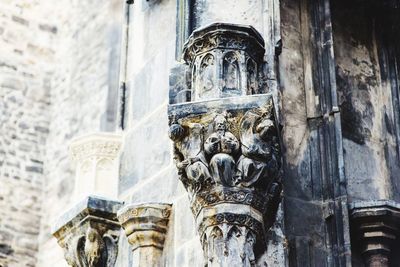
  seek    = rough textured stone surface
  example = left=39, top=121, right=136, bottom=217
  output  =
left=0, top=1, right=122, bottom=266
left=0, top=1, right=54, bottom=266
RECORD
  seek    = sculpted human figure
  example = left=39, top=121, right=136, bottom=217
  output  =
left=204, top=114, right=240, bottom=186
left=236, top=110, right=279, bottom=188
left=169, top=122, right=211, bottom=192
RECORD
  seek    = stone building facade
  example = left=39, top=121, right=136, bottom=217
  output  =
left=1, top=0, right=400, bottom=267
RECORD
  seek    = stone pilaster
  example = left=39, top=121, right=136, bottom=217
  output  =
left=52, top=195, right=123, bottom=267
left=350, top=201, right=400, bottom=267
left=168, top=23, right=282, bottom=267
left=69, top=132, right=123, bottom=200
left=117, top=203, right=172, bottom=267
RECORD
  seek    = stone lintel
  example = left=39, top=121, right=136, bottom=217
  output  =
left=117, top=203, right=172, bottom=251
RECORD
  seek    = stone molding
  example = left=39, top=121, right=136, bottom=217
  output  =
left=350, top=200, right=400, bottom=267
left=69, top=132, right=123, bottom=199
left=117, top=203, right=172, bottom=251
left=52, top=195, right=123, bottom=267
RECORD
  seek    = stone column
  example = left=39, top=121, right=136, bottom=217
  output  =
left=168, top=23, right=282, bottom=266
left=69, top=132, right=123, bottom=200
left=52, top=195, right=123, bottom=267
left=117, top=203, right=172, bottom=267
left=350, top=201, right=400, bottom=267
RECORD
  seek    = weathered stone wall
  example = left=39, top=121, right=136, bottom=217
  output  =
left=331, top=0, right=400, bottom=203
left=0, top=1, right=57, bottom=266
left=0, top=0, right=122, bottom=266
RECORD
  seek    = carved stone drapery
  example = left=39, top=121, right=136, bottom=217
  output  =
left=117, top=203, right=172, bottom=266
left=69, top=133, right=123, bottom=200
left=168, top=94, right=282, bottom=266
left=350, top=201, right=400, bottom=267
left=178, top=23, right=266, bottom=102
left=52, top=196, right=123, bottom=267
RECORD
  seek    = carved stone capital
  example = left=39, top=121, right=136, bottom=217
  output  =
left=117, top=203, right=172, bottom=267
left=69, top=132, right=123, bottom=199
left=168, top=94, right=282, bottom=266
left=52, top=195, right=123, bottom=267
left=350, top=200, right=400, bottom=267
left=117, top=203, right=172, bottom=251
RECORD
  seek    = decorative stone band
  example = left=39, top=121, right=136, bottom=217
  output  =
left=52, top=195, right=123, bottom=267
left=117, top=203, right=172, bottom=251
left=191, top=186, right=268, bottom=218
left=196, top=203, right=264, bottom=242
left=349, top=200, right=400, bottom=267
left=182, top=23, right=265, bottom=64
left=69, top=132, right=123, bottom=162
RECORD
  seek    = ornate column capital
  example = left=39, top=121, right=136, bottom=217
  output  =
left=69, top=132, right=123, bottom=200
left=52, top=195, right=123, bottom=267
left=350, top=200, right=400, bottom=267
left=168, top=94, right=282, bottom=266
left=117, top=203, right=172, bottom=266
left=117, top=203, right=172, bottom=251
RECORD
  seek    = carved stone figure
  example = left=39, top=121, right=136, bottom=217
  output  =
left=204, top=114, right=240, bottom=186
left=168, top=94, right=282, bottom=266
left=236, top=110, right=279, bottom=188
left=52, top=196, right=122, bottom=267
left=169, top=122, right=211, bottom=193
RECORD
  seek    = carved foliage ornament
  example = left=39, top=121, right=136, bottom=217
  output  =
left=168, top=94, right=282, bottom=266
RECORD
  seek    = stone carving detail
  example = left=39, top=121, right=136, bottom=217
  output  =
left=350, top=201, right=400, bottom=267
left=168, top=94, right=282, bottom=266
left=169, top=23, right=282, bottom=266
left=170, top=23, right=266, bottom=103
left=52, top=196, right=122, bottom=267
left=117, top=203, right=172, bottom=266
left=69, top=133, right=123, bottom=200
